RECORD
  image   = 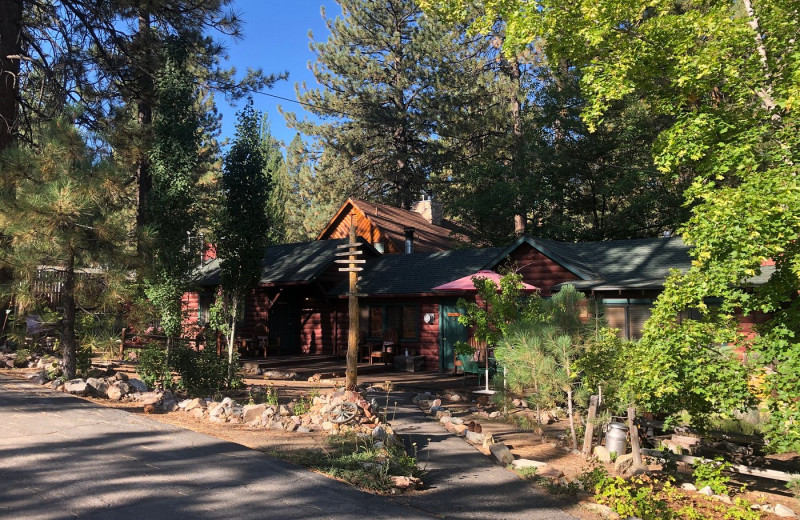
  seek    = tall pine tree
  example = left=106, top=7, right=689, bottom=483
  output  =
left=285, top=0, right=476, bottom=209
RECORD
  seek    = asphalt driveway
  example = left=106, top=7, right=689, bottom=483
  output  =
left=0, top=374, right=576, bottom=520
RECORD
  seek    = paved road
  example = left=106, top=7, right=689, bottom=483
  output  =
left=0, top=374, right=576, bottom=520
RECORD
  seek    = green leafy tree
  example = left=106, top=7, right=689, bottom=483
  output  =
left=214, top=100, right=272, bottom=379
left=0, top=119, right=129, bottom=379
left=424, top=0, right=800, bottom=451
left=456, top=271, right=541, bottom=347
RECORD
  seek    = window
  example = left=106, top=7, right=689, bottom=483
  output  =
left=603, top=300, right=653, bottom=340
left=362, top=303, right=418, bottom=341
left=198, top=291, right=214, bottom=325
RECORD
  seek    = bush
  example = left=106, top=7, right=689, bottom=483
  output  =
left=692, top=457, right=732, bottom=494
left=137, top=344, right=171, bottom=389
left=170, top=346, right=240, bottom=396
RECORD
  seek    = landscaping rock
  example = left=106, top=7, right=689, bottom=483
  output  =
left=243, top=404, right=267, bottom=424
left=489, top=443, right=514, bottom=465
left=453, top=424, right=468, bottom=436
left=27, top=371, right=48, bottom=386
left=161, top=391, right=178, bottom=412
left=138, top=392, right=162, bottom=406
left=106, top=385, right=123, bottom=401
left=489, top=411, right=501, bottom=418
left=263, top=370, right=297, bottom=380
left=580, top=501, right=620, bottom=519
left=536, top=464, right=564, bottom=480
left=64, top=379, right=87, bottom=396
left=680, top=483, right=697, bottom=491
left=698, top=486, right=714, bottom=496
left=184, top=398, right=205, bottom=411
left=594, top=445, right=612, bottom=463
left=127, top=378, right=148, bottom=393
left=391, top=476, right=421, bottom=490
left=775, top=504, right=798, bottom=518
left=86, top=377, right=109, bottom=397
left=512, top=459, right=548, bottom=469
left=465, top=430, right=485, bottom=444
left=614, top=453, right=635, bottom=475
left=712, top=494, right=732, bottom=504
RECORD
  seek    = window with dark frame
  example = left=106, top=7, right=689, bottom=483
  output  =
left=362, top=303, right=418, bottom=341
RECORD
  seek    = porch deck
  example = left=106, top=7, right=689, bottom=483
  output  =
left=238, top=353, right=466, bottom=392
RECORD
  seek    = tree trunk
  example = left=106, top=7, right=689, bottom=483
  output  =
left=134, top=10, right=154, bottom=229
left=227, top=294, right=238, bottom=384
left=741, top=0, right=777, bottom=114
left=61, top=250, right=77, bottom=379
left=0, top=0, right=22, bottom=150
left=566, top=387, right=578, bottom=451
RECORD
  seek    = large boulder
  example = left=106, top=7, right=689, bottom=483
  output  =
left=64, top=379, right=88, bottom=396
left=243, top=404, right=267, bottom=424
left=127, top=378, right=148, bottom=393
left=86, top=377, right=109, bottom=398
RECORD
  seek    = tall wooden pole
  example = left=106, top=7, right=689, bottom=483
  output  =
left=345, top=220, right=359, bottom=389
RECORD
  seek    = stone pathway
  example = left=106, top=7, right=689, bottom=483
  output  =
left=387, top=390, right=578, bottom=520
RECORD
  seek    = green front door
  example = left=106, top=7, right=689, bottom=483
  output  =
left=439, top=300, right=468, bottom=372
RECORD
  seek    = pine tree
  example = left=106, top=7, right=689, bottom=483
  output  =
left=285, top=0, right=474, bottom=209
left=261, top=115, right=289, bottom=245
left=0, top=120, right=129, bottom=379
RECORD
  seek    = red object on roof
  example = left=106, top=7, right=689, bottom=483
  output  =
left=433, top=270, right=538, bottom=292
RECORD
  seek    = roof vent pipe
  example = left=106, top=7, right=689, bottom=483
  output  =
left=404, top=227, right=415, bottom=254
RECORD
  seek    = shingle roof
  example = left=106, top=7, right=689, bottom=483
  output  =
left=348, top=199, right=472, bottom=252
left=329, top=247, right=504, bottom=296
left=195, top=238, right=359, bottom=286
left=487, top=236, right=695, bottom=291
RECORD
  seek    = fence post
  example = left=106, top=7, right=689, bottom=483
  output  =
left=120, top=328, right=127, bottom=361
left=582, top=394, right=599, bottom=458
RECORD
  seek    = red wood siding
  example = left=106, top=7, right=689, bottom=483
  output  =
left=319, top=203, right=400, bottom=253
left=498, top=242, right=580, bottom=295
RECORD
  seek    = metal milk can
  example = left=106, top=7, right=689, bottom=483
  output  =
left=605, top=422, right=628, bottom=457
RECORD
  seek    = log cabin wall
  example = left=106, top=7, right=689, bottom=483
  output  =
left=499, top=242, right=580, bottom=296
left=355, top=296, right=443, bottom=371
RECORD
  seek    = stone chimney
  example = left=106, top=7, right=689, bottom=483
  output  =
left=412, top=195, right=443, bottom=226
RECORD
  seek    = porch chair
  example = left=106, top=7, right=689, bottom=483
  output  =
left=370, top=328, right=398, bottom=365
left=253, top=323, right=268, bottom=359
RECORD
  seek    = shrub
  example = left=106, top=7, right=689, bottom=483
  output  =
left=692, top=457, right=732, bottom=494
left=137, top=344, right=171, bottom=389
left=170, top=346, right=240, bottom=396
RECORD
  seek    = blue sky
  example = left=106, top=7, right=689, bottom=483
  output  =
left=217, top=1, right=339, bottom=149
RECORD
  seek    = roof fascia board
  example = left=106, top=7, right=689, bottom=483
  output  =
left=316, top=198, right=356, bottom=240
left=483, top=236, right=592, bottom=280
